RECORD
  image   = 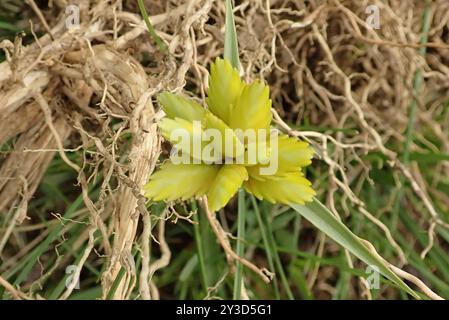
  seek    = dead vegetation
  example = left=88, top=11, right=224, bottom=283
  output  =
left=0, top=0, right=449, bottom=300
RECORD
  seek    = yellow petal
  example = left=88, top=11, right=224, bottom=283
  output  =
left=276, top=134, right=314, bottom=169
left=243, top=172, right=315, bottom=205
left=206, top=58, right=244, bottom=124
left=228, top=80, right=272, bottom=131
left=247, top=134, right=314, bottom=178
left=158, top=92, right=205, bottom=121
left=203, top=112, right=245, bottom=159
left=158, top=117, right=203, bottom=161
left=242, top=138, right=271, bottom=166
left=207, top=165, right=248, bottom=212
left=159, top=117, right=230, bottom=163
left=158, top=117, right=195, bottom=142
left=144, top=162, right=219, bottom=201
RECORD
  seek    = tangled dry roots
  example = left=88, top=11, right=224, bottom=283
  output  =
left=0, top=0, right=448, bottom=299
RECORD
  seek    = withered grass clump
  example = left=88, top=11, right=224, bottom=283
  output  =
left=0, top=0, right=448, bottom=300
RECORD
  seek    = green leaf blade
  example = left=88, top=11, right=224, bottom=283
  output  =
left=291, top=198, right=420, bottom=299
left=224, top=0, right=240, bottom=69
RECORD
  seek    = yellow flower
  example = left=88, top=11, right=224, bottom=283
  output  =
left=144, top=58, right=315, bottom=212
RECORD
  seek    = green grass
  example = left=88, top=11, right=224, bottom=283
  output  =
left=1, top=143, right=448, bottom=299
left=137, top=0, right=167, bottom=53
left=233, top=189, right=246, bottom=299
left=392, top=0, right=432, bottom=229
left=1, top=0, right=448, bottom=301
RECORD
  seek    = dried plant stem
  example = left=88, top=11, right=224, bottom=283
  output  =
left=0, top=276, right=28, bottom=300
left=1, top=0, right=448, bottom=300
left=139, top=211, right=152, bottom=300
left=147, top=217, right=171, bottom=300
left=25, top=0, right=53, bottom=39
left=361, top=240, right=443, bottom=300
left=59, top=228, right=95, bottom=300
left=201, top=196, right=273, bottom=284
left=34, top=93, right=80, bottom=172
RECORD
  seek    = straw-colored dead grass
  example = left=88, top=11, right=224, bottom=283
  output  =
left=1, top=0, right=449, bottom=299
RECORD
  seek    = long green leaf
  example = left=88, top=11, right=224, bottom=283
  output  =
left=137, top=0, right=167, bottom=53
left=233, top=189, right=246, bottom=299
left=0, top=21, right=21, bottom=32
left=410, top=151, right=449, bottom=164
left=224, top=0, right=240, bottom=69
left=225, top=0, right=244, bottom=300
left=250, top=196, right=281, bottom=299
left=291, top=198, right=419, bottom=299
left=191, top=201, right=209, bottom=293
